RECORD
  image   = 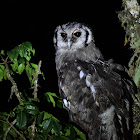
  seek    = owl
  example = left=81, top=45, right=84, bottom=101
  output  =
left=53, top=22, right=136, bottom=140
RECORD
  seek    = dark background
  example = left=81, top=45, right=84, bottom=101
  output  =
left=0, top=0, right=133, bottom=119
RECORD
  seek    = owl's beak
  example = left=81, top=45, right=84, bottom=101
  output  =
left=67, top=38, right=72, bottom=49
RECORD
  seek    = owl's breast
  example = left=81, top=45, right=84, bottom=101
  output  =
left=57, top=60, right=104, bottom=127
left=57, top=59, right=136, bottom=139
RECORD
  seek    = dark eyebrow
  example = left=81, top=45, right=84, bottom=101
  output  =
left=60, top=25, right=65, bottom=32
left=85, top=30, right=89, bottom=46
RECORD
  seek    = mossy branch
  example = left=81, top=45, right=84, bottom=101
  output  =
left=118, top=0, right=140, bottom=137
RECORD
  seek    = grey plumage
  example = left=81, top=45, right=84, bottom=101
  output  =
left=53, top=22, right=136, bottom=140
left=54, top=22, right=103, bottom=71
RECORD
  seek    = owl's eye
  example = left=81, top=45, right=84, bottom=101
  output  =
left=73, top=31, right=81, bottom=37
left=61, top=32, right=67, bottom=39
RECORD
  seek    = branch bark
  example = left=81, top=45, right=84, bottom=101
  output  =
left=30, top=118, right=36, bottom=140
left=3, top=57, right=22, bottom=103
left=3, top=119, right=26, bottom=140
left=33, top=60, right=42, bottom=98
left=0, top=55, right=22, bottom=103
left=31, top=60, right=42, bottom=140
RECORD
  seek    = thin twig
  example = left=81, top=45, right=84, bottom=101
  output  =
left=3, top=119, right=26, bottom=140
left=1, top=55, right=22, bottom=103
left=30, top=60, right=42, bottom=139
left=33, top=60, right=42, bottom=98
left=30, top=118, right=36, bottom=140
left=3, top=119, right=16, bottom=140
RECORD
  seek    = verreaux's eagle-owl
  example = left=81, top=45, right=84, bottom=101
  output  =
left=53, top=22, right=136, bottom=140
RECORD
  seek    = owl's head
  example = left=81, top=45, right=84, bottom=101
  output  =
left=53, top=22, right=93, bottom=51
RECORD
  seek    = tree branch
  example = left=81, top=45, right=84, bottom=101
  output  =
left=33, top=60, right=42, bottom=98
left=3, top=119, right=26, bottom=140
left=3, top=57, right=22, bottom=103
left=0, top=54, right=22, bottom=103
left=30, top=60, right=42, bottom=139
left=30, top=118, right=36, bottom=140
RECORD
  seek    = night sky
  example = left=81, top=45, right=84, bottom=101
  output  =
left=0, top=1, right=133, bottom=117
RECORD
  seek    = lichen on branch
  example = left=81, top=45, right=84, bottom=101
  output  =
left=118, top=0, right=140, bottom=136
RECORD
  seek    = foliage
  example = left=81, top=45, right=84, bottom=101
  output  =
left=118, top=0, right=140, bottom=138
left=0, top=42, right=86, bottom=140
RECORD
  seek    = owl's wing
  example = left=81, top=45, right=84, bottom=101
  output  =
left=58, top=59, right=136, bottom=140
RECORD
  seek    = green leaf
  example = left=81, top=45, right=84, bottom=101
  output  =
left=9, top=128, right=18, bottom=138
left=25, top=104, right=39, bottom=115
left=11, top=61, right=18, bottom=72
left=31, top=68, right=36, bottom=80
left=73, top=126, right=86, bottom=140
left=37, top=112, right=44, bottom=125
left=30, top=98, right=40, bottom=102
left=34, top=135, right=45, bottom=140
left=23, top=41, right=32, bottom=50
left=43, top=118, right=51, bottom=129
left=45, top=92, right=60, bottom=107
left=18, top=58, right=25, bottom=64
left=48, top=94, right=56, bottom=107
left=19, top=41, right=32, bottom=58
left=0, top=112, right=9, bottom=119
left=52, top=116, right=59, bottom=122
left=18, top=63, right=25, bottom=74
left=3, top=69, right=7, bottom=80
left=0, top=69, right=3, bottom=81
left=52, top=119, right=62, bottom=135
left=0, top=65, right=5, bottom=81
left=69, top=125, right=76, bottom=139
left=7, top=48, right=19, bottom=61
left=1, top=50, right=5, bottom=56
left=10, top=111, right=15, bottom=118
left=16, top=110, right=27, bottom=128
left=7, top=41, right=33, bottom=62
left=46, top=92, right=59, bottom=98
left=31, top=63, right=38, bottom=69
left=43, top=112, right=51, bottom=120
left=32, top=48, right=35, bottom=56
left=44, top=93, right=50, bottom=103
left=25, top=64, right=32, bottom=84
left=65, top=126, right=70, bottom=137
left=57, top=100, right=64, bottom=108
left=43, top=118, right=52, bottom=134
left=3, top=122, right=8, bottom=131
left=26, top=55, right=31, bottom=61
left=0, top=64, right=5, bottom=71
left=51, top=136, right=70, bottom=140
left=41, top=72, right=45, bottom=80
